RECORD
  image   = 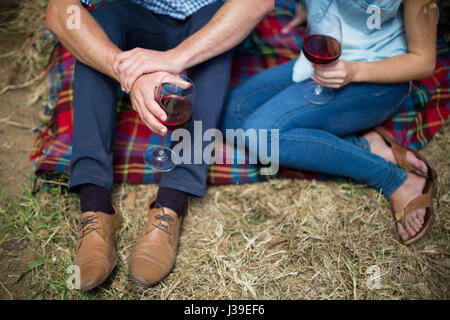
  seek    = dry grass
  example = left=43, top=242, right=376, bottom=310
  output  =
left=3, top=122, right=446, bottom=300
left=0, top=0, right=56, bottom=95
left=0, top=0, right=449, bottom=300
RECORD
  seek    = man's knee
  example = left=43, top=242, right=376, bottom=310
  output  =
left=89, top=4, right=125, bottom=48
left=188, top=2, right=224, bottom=34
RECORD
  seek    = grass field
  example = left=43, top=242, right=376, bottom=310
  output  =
left=0, top=0, right=448, bottom=300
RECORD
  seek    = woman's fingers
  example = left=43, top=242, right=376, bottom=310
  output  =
left=314, top=69, right=345, bottom=80
left=312, top=75, right=343, bottom=88
left=281, top=4, right=306, bottom=34
left=311, top=60, right=349, bottom=88
left=281, top=16, right=303, bottom=34
left=313, top=73, right=344, bottom=84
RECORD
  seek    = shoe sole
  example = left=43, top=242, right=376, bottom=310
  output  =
left=80, top=256, right=118, bottom=292
left=129, top=261, right=176, bottom=288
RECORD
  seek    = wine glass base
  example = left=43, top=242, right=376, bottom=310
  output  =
left=144, top=146, right=178, bottom=172
left=302, top=80, right=334, bottom=105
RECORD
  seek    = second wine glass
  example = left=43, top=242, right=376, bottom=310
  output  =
left=144, top=74, right=194, bottom=172
left=302, top=12, right=342, bottom=105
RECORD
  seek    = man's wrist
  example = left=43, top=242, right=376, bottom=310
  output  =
left=166, top=47, right=187, bottom=73
left=109, top=48, right=123, bottom=82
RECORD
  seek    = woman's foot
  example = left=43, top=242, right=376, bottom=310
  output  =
left=389, top=172, right=427, bottom=242
left=362, top=130, right=428, bottom=242
left=362, top=131, right=428, bottom=176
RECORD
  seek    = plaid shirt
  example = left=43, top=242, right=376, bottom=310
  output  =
left=79, top=0, right=223, bottom=20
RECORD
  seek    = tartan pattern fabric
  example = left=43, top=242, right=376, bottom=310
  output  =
left=79, top=0, right=223, bottom=19
left=31, top=0, right=450, bottom=186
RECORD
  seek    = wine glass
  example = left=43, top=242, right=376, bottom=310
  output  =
left=302, top=12, right=342, bottom=104
left=144, top=74, right=194, bottom=172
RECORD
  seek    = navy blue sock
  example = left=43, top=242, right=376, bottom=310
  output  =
left=80, top=184, right=114, bottom=215
left=155, top=187, right=187, bottom=217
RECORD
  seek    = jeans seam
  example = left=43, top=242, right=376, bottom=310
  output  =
left=272, top=85, right=408, bottom=129
left=282, top=135, right=385, bottom=166
left=236, top=86, right=289, bottom=122
left=280, top=134, right=407, bottom=189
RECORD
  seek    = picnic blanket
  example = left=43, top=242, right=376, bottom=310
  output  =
left=31, top=0, right=450, bottom=187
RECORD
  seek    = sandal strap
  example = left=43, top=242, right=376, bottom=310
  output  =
left=394, top=191, right=432, bottom=221
left=375, top=127, right=415, bottom=173
left=390, top=143, right=416, bottom=173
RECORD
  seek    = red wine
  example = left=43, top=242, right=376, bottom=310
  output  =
left=156, top=95, right=192, bottom=131
left=302, top=34, right=342, bottom=64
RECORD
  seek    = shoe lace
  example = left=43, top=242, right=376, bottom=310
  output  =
left=79, top=214, right=99, bottom=238
left=152, top=203, right=174, bottom=235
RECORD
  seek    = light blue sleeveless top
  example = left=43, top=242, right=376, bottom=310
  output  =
left=293, top=0, right=408, bottom=82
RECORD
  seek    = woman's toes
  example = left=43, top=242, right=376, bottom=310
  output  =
left=397, top=222, right=409, bottom=241
left=407, top=213, right=422, bottom=232
left=416, top=209, right=426, bottom=223
left=413, top=217, right=423, bottom=230
left=406, top=151, right=428, bottom=176
left=406, top=218, right=419, bottom=233
left=404, top=221, right=417, bottom=237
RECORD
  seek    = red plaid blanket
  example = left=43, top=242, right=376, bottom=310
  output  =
left=31, top=0, right=450, bottom=186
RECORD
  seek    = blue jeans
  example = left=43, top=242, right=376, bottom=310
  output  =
left=69, top=0, right=233, bottom=197
left=220, top=60, right=410, bottom=197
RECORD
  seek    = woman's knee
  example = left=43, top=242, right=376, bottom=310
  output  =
left=220, top=84, right=261, bottom=131
left=242, top=111, right=279, bottom=136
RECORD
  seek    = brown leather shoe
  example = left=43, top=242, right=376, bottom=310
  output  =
left=74, top=209, right=121, bottom=291
left=129, top=202, right=182, bottom=286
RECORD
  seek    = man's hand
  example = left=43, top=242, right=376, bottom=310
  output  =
left=312, top=60, right=358, bottom=89
left=114, top=0, right=274, bottom=92
left=113, top=48, right=182, bottom=93
left=130, top=71, right=192, bottom=134
left=130, top=72, right=171, bottom=135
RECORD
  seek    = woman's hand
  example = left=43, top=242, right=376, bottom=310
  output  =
left=281, top=3, right=307, bottom=34
left=312, top=59, right=359, bottom=89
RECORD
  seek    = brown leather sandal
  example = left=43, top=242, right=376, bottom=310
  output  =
left=374, top=127, right=430, bottom=177
left=374, top=126, right=437, bottom=245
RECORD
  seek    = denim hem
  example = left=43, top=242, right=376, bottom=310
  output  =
left=280, top=134, right=407, bottom=198
left=236, top=86, right=290, bottom=122
left=358, top=136, right=371, bottom=152
left=381, top=164, right=408, bottom=198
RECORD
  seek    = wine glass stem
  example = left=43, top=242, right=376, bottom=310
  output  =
left=314, top=84, right=323, bottom=95
left=160, top=131, right=169, bottom=152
